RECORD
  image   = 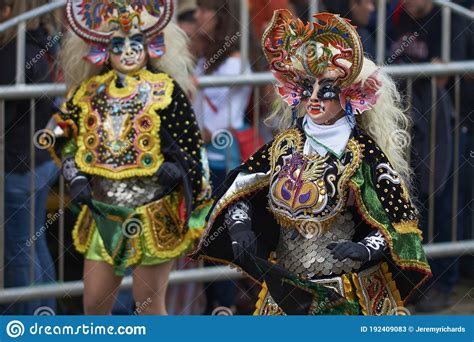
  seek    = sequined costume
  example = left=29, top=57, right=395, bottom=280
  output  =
left=49, top=1, right=212, bottom=275
left=192, top=11, right=431, bottom=315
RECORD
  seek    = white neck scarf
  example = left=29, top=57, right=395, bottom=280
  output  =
left=303, top=115, right=353, bottom=158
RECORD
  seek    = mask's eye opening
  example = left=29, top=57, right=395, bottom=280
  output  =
left=317, top=80, right=341, bottom=101
left=302, top=86, right=313, bottom=99
left=110, top=37, right=125, bottom=55
left=301, top=77, right=315, bottom=99
left=130, top=33, right=145, bottom=44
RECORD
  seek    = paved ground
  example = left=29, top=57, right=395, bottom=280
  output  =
left=409, top=278, right=474, bottom=315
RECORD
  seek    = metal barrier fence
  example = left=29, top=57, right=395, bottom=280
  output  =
left=0, top=0, right=473, bottom=304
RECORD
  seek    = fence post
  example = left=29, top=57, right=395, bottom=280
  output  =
left=451, top=76, right=461, bottom=241
left=428, top=78, right=438, bottom=243
left=376, top=0, right=387, bottom=65
left=0, top=100, right=5, bottom=288
left=29, top=99, right=36, bottom=285
left=16, top=22, right=26, bottom=85
left=239, top=0, right=250, bottom=74
left=309, top=0, right=319, bottom=20
left=441, top=5, right=452, bottom=62
left=59, top=176, right=65, bottom=282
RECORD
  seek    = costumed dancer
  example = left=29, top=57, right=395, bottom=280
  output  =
left=192, top=11, right=431, bottom=315
left=48, top=0, right=212, bottom=315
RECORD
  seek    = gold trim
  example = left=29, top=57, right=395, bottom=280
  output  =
left=72, top=205, right=95, bottom=254
left=342, top=273, right=356, bottom=302
left=136, top=194, right=205, bottom=259
left=98, top=229, right=143, bottom=268
left=253, top=282, right=269, bottom=315
left=99, top=240, right=115, bottom=265
left=269, top=128, right=304, bottom=174
left=393, top=220, right=423, bottom=239
left=351, top=271, right=367, bottom=315
left=381, top=262, right=404, bottom=309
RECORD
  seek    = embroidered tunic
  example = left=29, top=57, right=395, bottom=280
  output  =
left=50, top=69, right=212, bottom=272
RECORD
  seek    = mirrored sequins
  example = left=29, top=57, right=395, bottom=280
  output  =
left=276, top=212, right=362, bottom=277
left=92, top=175, right=164, bottom=207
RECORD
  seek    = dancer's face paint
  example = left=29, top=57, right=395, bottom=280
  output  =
left=109, top=32, right=147, bottom=74
left=305, top=69, right=344, bottom=125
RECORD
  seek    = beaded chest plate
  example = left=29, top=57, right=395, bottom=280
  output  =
left=268, top=129, right=363, bottom=237
left=72, top=69, right=174, bottom=179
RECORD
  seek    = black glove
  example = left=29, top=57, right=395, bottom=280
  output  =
left=327, top=231, right=388, bottom=263
left=69, top=177, right=92, bottom=206
left=327, top=241, right=369, bottom=262
left=156, top=162, right=182, bottom=188
left=62, top=156, right=91, bottom=206
left=226, top=201, right=257, bottom=264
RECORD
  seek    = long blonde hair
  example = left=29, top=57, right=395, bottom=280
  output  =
left=266, top=58, right=413, bottom=186
left=60, top=21, right=195, bottom=95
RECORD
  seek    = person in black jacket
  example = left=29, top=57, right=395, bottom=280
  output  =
left=0, top=0, right=60, bottom=314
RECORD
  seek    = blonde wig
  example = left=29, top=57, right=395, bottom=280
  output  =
left=60, top=21, right=195, bottom=95
left=266, top=57, right=413, bottom=187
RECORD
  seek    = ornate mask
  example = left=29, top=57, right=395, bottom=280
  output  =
left=263, top=11, right=380, bottom=116
left=66, top=0, right=173, bottom=68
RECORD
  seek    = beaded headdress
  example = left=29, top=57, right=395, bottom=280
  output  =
left=66, top=0, right=174, bottom=64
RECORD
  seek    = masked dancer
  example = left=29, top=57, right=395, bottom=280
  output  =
left=49, top=0, right=212, bottom=315
left=192, top=11, right=431, bottom=316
